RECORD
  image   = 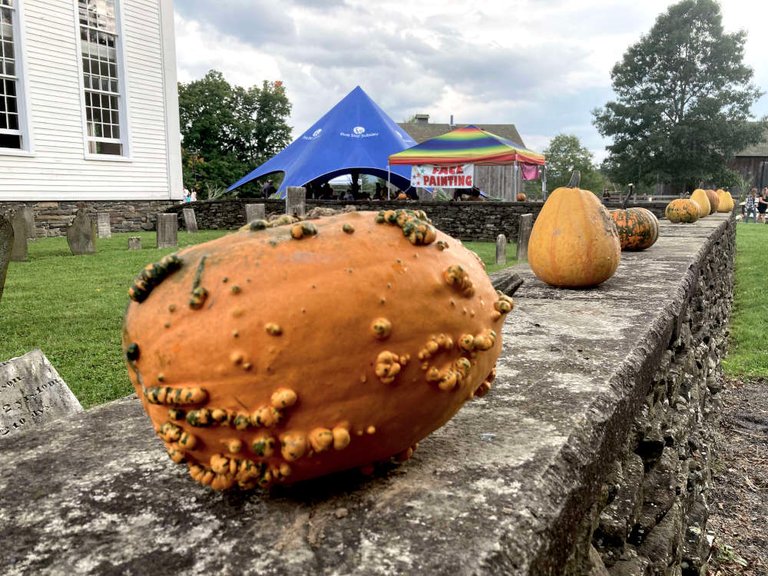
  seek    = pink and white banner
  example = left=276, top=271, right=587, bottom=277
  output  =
left=410, top=164, right=474, bottom=188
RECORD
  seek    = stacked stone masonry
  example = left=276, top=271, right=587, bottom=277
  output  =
left=0, top=210, right=733, bottom=575
left=0, top=199, right=672, bottom=242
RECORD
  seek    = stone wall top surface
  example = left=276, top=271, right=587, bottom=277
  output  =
left=0, top=215, right=732, bottom=576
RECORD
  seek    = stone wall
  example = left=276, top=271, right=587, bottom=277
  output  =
left=585, top=219, right=733, bottom=574
left=0, top=213, right=733, bottom=575
left=164, top=198, right=672, bottom=242
left=0, top=200, right=177, bottom=238
left=0, top=198, right=673, bottom=242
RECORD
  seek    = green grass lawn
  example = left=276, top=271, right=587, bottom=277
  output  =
left=0, top=231, right=229, bottom=407
left=0, top=232, right=515, bottom=407
left=722, top=222, right=768, bottom=378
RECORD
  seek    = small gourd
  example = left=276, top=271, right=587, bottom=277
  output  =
left=610, top=207, right=659, bottom=251
left=689, top=189, right=711, bottom=218
left=665, top=199, right=699, bottom=223
left=528, top=172, right=621, bottom=288
left=516, top=193, right=527, bottom=201
left=122, top=210, right=511, bottom=490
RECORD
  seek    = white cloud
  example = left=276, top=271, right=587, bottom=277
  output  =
left=173, top=0, right=768, bottom=163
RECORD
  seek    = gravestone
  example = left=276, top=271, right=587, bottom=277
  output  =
left=182, top=208, right=199, bottom=233
left=128, top=237, right=142, bottom=250
left=156, top=213, right=178, bottom=248
left=517, top=213, right=533, bottom=263
left=245, top=203, right=265, bottom=224
left=0, top=213, right=13, bottom=303
left=0, top=349, right=82, bottom=440
left=286, top=186, right=306, bottom=218
left=21, top=205, right=35, bottom=239
left=9, top=209, right=28, bottom=262
left=66, top=209, right=97, bottom=255
left=495, top=233, right=507, bottom=265
left=97, top=212, right=112, bottom=239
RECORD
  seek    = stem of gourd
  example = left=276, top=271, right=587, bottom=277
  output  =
left=567, top=170, right=581, bottom=188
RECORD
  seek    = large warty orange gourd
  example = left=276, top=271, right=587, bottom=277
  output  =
left=528, top=177, right=621, bottom=288
left=122, top=210, right=512, bottom=490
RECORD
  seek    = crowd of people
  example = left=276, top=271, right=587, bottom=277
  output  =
left=741, top=187, right=768, bottom=223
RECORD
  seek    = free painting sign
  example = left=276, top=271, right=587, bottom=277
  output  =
left=411, top=164, right=474, bottom=188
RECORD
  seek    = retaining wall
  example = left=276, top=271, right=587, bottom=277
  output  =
left=0, top=214, right=733, bottom=575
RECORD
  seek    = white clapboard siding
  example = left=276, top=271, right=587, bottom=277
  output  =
left=0, top=0, right=182, bottom=201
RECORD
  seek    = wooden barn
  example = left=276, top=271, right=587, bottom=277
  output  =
left=729, top=126, right=768, bottom=192
left=399, top=114, right=537, bottom=201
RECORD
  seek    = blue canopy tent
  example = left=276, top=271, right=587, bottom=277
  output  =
left=228, top=86, right=417, bottom=197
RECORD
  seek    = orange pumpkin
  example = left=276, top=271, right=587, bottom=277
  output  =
left=665, top=199, right=699, bottom=223
left=689, top=189, right=711, bottom=218
left=516, top=193, right=527, bottom=201
left=704, top=189, right=719, bottom=214
left=610, top=207, right=659, bottom=251
left=122, top=210, right=512, bottom=490
left=528, top=182, right=621, bottom=288
left=716, top=189, right=734, bottom=213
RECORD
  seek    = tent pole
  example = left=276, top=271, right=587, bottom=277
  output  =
left=387, top=165, right=391, bottom=200
left=513, top=160, right=519, bottom=201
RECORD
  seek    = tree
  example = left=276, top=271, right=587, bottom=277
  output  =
left=178, top=71, right=292, bottom=197
left=543, top=134, right=608, bottom=192
left=593, top=0, right=766, bottom=194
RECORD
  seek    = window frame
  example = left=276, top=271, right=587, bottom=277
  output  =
left=0, top=0, right=33, bottom=156
left=74, top=0, right=131, bottom=161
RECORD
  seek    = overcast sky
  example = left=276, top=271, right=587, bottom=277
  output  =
left=173, top=0, right=768, bottom=163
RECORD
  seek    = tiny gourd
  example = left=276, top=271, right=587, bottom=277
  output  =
left=665, top=199, right=699, bottom=223
left=528, top=172, right=621, bottom=288
left=122, top=210, right=512, bottom=490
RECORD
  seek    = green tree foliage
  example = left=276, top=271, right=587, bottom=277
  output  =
left=593, top=0, right=766, bottom=194
left=178, top=71, right=292, bottom=197
left=543, top=134, right=608, bottom=192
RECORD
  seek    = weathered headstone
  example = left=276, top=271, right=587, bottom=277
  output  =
left=286, top=186, right=306, bottom=218
left=21, top=205, right=35, bottom=239
left=97, top=212, right=112, bottom=239
left=10, top=209, right=28, bottom=262
left=0, top=213, right=13, bottom=303
left=0, top=349, right=82, bottom=440
left=495, top=234, right=507, bottom=265
left=182, top=208, right=199, bottom=233
left=156, top=213, right=178, bottom=248
left=516, top=213, right=533, bottom=263
left=128, top=237, right=142, bottom=250
left=245, top=203, right=265, bottom=224
left=66, top=209, right=97, bottom=255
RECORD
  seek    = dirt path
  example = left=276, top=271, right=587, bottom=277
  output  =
left=707, top=377, right=768, bottom=575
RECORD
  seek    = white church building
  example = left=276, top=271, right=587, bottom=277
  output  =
left=0, top=0, right=182, bottom=201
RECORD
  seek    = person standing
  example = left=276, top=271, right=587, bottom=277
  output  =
left=744, top=188, right=758, bottom=223
left=261, top=179, right=277, bottom=198
left=758, top=187, right=768, bottom=223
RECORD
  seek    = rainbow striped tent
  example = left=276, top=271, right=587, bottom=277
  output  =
left=388, top=125, right=545, bottom=166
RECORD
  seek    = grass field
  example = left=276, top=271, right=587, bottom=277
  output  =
left=0, top=231, right=516, bottom=407
left=721, top=222, right=768, bottom=377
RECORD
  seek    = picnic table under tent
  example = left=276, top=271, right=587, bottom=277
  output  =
left=228, top=86, right=418, bottom=198
left=387, top=125, right=546, bottom=200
